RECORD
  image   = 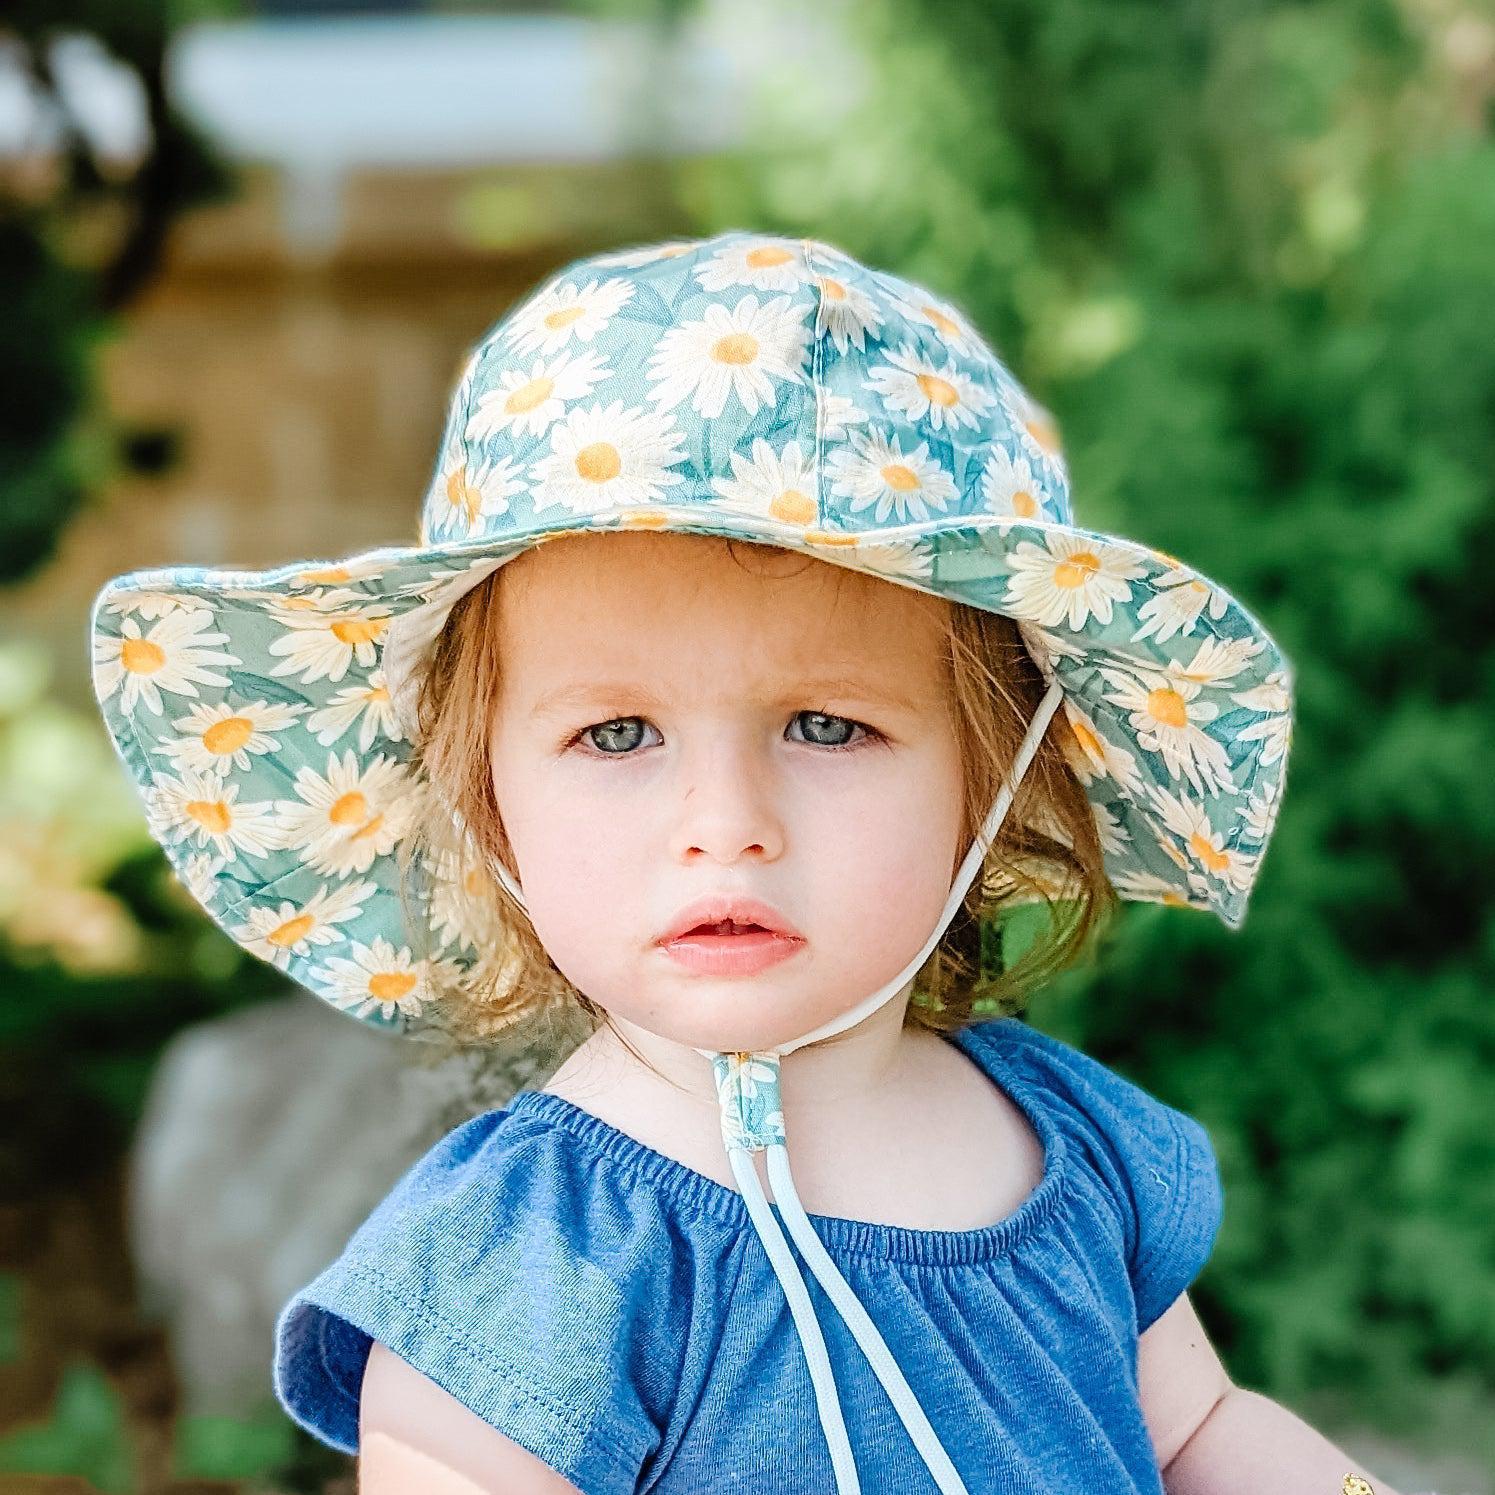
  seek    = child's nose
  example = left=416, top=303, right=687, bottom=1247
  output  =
left=669, top=743, right=786, bottom=868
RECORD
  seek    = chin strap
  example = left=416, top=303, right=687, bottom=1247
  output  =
left=493, top=679, right=1066, bottom=1492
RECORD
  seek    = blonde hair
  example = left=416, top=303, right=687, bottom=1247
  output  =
left=398, top=541, right=1118, bottom=1052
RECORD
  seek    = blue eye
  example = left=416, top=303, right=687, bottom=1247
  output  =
left=572, top=711, right=879, bottom=757
left=581, top=717, right=657, bottom=754
left=788, top=711, right=868, bottom=749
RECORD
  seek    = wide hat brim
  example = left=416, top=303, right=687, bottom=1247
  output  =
left=90, top=502, right=1293, bottom=1038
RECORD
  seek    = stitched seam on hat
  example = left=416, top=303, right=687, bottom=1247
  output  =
left=804, top=238, right=829, bottom=528
left=336, top=1259, right=649, bottom=1471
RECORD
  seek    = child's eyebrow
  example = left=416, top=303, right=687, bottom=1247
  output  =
left=529, top=675, right=927, bottom=717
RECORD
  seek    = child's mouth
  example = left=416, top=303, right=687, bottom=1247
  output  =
left=659, top=921, right=805, bottom=976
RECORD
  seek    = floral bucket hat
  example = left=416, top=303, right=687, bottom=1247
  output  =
left=90, top=228, right=1294, bottom=1044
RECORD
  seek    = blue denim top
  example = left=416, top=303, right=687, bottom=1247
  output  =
left=274, top=1016, right=1223, bottom=1492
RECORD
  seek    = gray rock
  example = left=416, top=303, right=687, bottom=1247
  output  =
left=127, top=990, right=589, bottom=1416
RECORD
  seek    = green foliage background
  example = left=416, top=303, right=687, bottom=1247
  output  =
left=662, top=0, right=1495, bottom=1458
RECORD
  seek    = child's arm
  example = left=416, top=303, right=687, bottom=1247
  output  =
left=1139, top=1293, right=1407, bottom=1495
left=360, top=1339, right=584, bottom=1495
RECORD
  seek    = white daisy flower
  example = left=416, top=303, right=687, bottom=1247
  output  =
left=883, top=288, right=983, bottom=354
left=273, top=750, right=419, bottom=878
left=1232, top=669, right=1292, bottom=767
left=1098, top=665, right=1238, bottom=799
left=266, top=607, right=392, bottom=686
left=261, top=587, right=363, bottom=620
left=1054, top=697, right=1146, bottom=797
left=530, top=399, right=688, bottom=515
left=157, top=699, right=305, bottom=775
left=505, top=276, right=634, bottom=358
left=174, top=850, right=226, bottom=909
left=93, top=608, right=237, bottom=718
left=1132, top=567, right=1234, bottom=644
left=1241, top=773, right=1286, bottom=843
left=1108, top=866, right=1209, bottom=911
left=711, top=438, right=817, bottom=526
left=235, top=877, right=379, bottom=970
left=427, top=845, right=502, bottom=953
left=715, top=1052, right=780, bottom=1103
left=1005, top=388, right=1067, bottom=473
left=645, top=292, right=812, bottom=419
left=693, top=238, right=809, bottom=294
left=824, top=428, right=957, bottom=523
left=146, top=766, right=281, bottom=864
left=590, top=240, right=695, bottom=269
left=465, top=348, right=611, bottom=443
left=865, top=343, right=996, bottom=433
left=821, top=391, right=870, bottom=440
left=316, top=935, right=433, bottom=1024
left=425, top=455, right=523, bottom=541
left=305, top=669, right=408, bottom=750
left=1001, top=532, right=1147, bottom=631
left=291, top=557, right=389, bottom=588
left=979, top=446, right=1048, bottom=520
left=101, top=590, right=202, bottom=619
left=1090, top=799, right=1132, bottom=857
left=1165, top=635, right=1263, bottom=688
left=849, top=540, right=935, bottom=582
left=1143, top=782, right=1258, bottom=894
left=814, top=273, right=882, bottom=353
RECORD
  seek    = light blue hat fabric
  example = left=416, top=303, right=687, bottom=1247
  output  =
left=89, top=229, right=1294, bottom=1039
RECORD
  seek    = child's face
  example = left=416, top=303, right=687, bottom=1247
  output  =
left=487, top=530, right=966, bottom=1055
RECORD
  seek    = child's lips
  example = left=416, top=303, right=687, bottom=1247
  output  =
left=658, top=925, right=805, bottom=977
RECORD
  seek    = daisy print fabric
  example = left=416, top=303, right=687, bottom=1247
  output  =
left=91, top=228, right=1294, bottom=1039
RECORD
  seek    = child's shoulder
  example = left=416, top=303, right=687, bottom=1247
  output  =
left=273, top=1092, right=689, bottom=1476
left=955, top=1015, right=1224, bottom=1333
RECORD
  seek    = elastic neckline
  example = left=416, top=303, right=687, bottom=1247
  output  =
left=503, top=1020, right=1069, bottom=1266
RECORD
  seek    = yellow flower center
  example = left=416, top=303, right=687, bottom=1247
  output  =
left=1069, top=717, right=1102, bottom=759
left=331, top=617, right=388, bottom=647
left=618, top=509, right=668, bottom=527
left=505, top=376, right=554, bottom=414
left=329, top=790, right=368, bottom=826
left=446, top=464, right=482, bottom=524
left=916, top=373, right=959, bottom=407
left=1189, top=833, right=1230, bottom=873
left=819, top=277, right=847, bottom=300
left=746, top=246, right=792, bottom=268
left=1147, top=687, right=1189, bottom=729
left=543, top=305, right=586, bottom=330
left=185, top=799, right=232, bottom=834
left=769, top=488, right=815, bottom=524
left=298, top=566, right=350, bottom=584
left=366, top=684, right=390, bottom=703
left=712, top=332, right=759, bottom=365
left=1026, top=413, right=1061, bottom=454
left=369, top=970, right=418, bottom=1002
left=922, top=304, right=961, bottom=336
left=1053, top=551, right=1100, bottom=588
left=1013, top=489, right=1038, bottom=517
left=203, top=717, right=253, bottom=755
left=575, top=441, right=622, bottom=483
left=268, top=913, right=315, bottom=947
left=881, top=463, right=920, bottom=492
left=121, top=637, right=166, bottom=674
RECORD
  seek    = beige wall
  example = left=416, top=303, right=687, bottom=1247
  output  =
left=6, top=157, right=680, bottom=710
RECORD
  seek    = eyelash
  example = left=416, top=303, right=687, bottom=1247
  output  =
left=564, top=710, right=885, bottom=758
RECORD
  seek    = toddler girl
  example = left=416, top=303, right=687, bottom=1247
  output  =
left=90, top=230, right=1417, bottom=1494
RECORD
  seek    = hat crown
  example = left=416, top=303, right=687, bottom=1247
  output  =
left=418, top=230, right=1071, bottom=549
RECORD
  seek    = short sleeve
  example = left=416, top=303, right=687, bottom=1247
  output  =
left=272, top=1109, right=668, bottom=1495
left=983, top=1018, right=1225, bottom=1334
